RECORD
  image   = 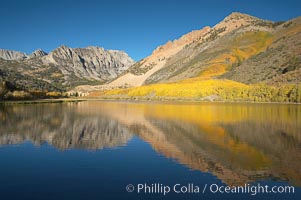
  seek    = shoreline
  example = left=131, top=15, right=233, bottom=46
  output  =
left=1, top=97, right=300, bottom=105
left=83, top=96, right=301, bottom=105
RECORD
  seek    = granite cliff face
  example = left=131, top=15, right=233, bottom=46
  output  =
left=44, top=45, right=134, bottom=81
left=0, top=46, right=134, bottom=93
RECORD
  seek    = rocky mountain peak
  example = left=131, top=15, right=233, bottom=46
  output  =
left=212, top=12, right=266, bottom=36
left=29, top=49, right=47, bottom=58
left=50, top=45, right=74, bottom=60
left=224, top=12, right=258, bottom=21
left=57, top=45, right=70, bottom=50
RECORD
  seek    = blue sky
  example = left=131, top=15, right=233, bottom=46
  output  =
left=0, top=0, right=300, bottom=61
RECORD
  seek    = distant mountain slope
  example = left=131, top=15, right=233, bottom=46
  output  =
left=44, top=46, right=134, bottom=82
left=0, top=46, right=134, bottom=97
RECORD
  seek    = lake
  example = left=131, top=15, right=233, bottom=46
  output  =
left=0, top=101, right=300, bottom=200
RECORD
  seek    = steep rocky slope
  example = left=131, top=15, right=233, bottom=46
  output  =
left=106, top=26, right=211, bottom=88
left=97, top=12, right=300, bottom=89
left=222, top=17, right=301, bottom=84
left=0, top=49, right=27, bottom=60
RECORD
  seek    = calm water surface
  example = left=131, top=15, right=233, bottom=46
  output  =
left=0, top=101, right=300, bottom=200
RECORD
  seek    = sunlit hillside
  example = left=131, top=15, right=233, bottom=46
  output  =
left=83, top=13, right=301, bottom=102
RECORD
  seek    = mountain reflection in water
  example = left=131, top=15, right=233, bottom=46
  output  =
left=0, top=101, right=300, bottom=187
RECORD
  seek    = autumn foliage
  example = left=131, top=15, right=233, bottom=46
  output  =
left=104, top=79, right=301, bottom=103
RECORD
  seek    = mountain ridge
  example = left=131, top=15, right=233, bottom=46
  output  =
left=0, top=45, right=134, bottom=99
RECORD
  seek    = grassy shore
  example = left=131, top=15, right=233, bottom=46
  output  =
left=1, top=96, right=300, bottom=105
